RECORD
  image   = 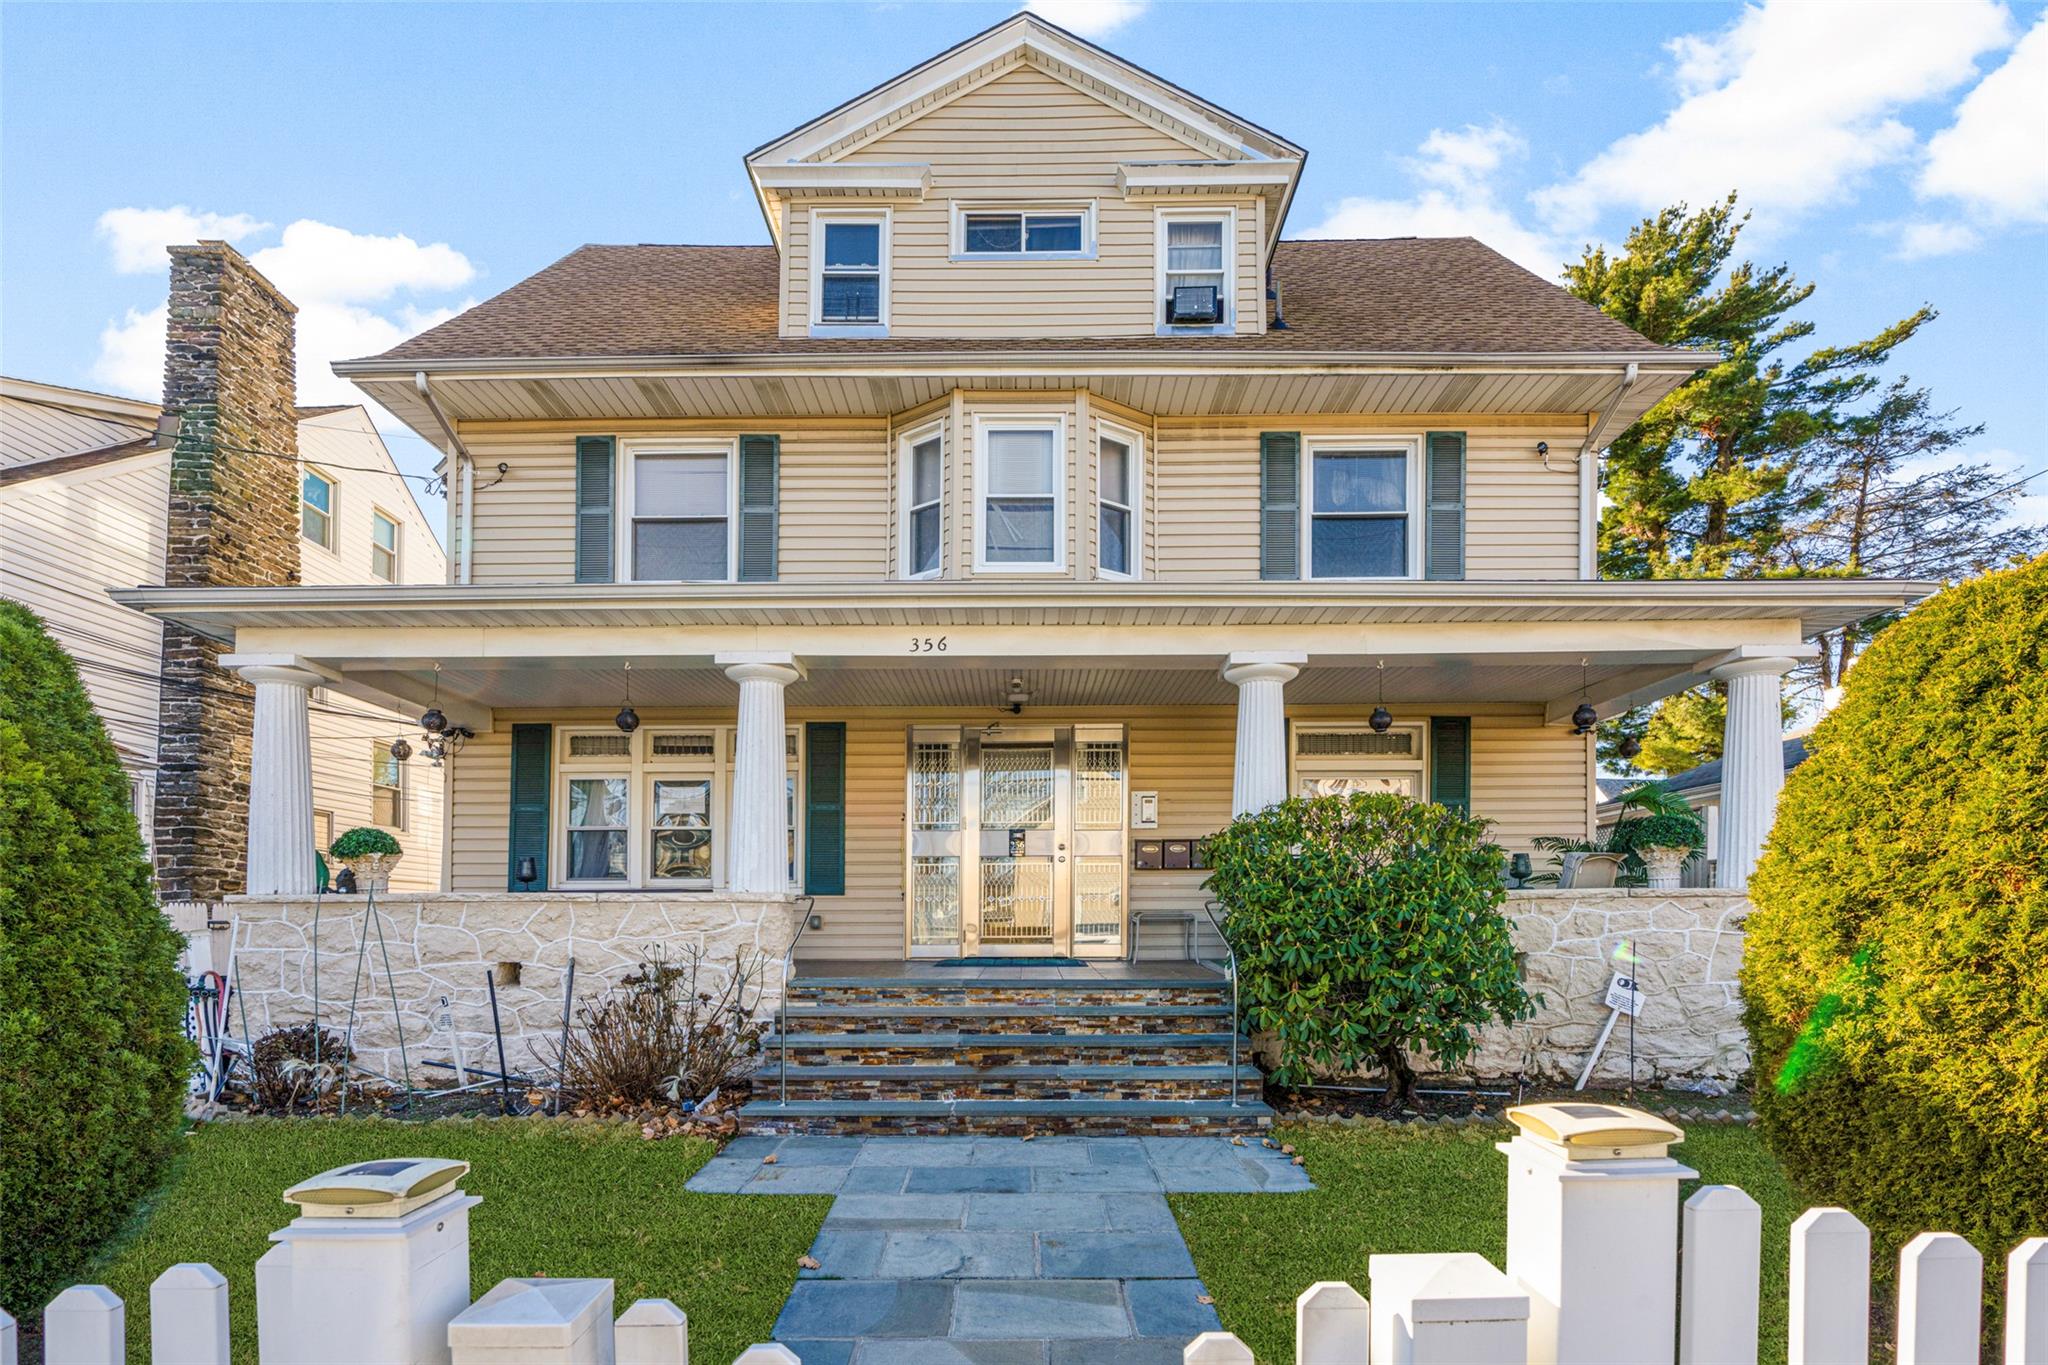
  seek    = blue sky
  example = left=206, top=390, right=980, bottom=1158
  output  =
left=5, top=0, right=2044, bottom=540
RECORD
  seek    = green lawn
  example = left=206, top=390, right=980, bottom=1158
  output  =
left=1171, top=1120, right=1800, bottom=1365
left=85, top=1118, right=829, bottom=1365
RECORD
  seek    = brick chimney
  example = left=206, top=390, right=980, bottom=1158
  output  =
left=152, top=241, right=301, bottom=901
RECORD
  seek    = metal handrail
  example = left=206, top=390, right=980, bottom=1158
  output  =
left=777, top=896, right=817, bottom=1106
left=1199, top=898, right=1242, bottom=1109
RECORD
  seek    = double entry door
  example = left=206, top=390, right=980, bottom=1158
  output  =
left=906, top=724, right=1129, bottom=958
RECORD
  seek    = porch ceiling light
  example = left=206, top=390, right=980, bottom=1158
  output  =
left=1571, top=657, right=1597, bottom=735
left=420, top=662, right=448, bottom=735
left=389, top=737, right=413, bottom=762
left=616, top=660, right=641, bottom=734
left=1370, top=659, right=1394, bottom=733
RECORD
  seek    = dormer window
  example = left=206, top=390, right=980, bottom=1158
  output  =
left=955, top=206, right=1093, bottom=259
left=1157, top=209, right=1234, bottom=335
left=813, top=211, right=888, bottom=334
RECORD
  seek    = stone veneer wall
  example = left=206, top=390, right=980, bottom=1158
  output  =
left=223, top=893, right=805, bottom=1079
left=1466, top=889, right=1752, bottom=1085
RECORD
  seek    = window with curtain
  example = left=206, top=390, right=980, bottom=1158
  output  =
left=632, top=450, right=728, bottom=581
left=1309, top=448, right=1410, bottom=578
left=961, top=210, right=1086, bottom=256
left=1162, top=216, right=1227, bottom=325
left=904, top=431, right=943, bottom=578
left=819, top=218, right=883, bottom=324
left=1098, top=432, right=1135, bottom=578
left=980, top=426, right=1059, bottom=567
left=566, top=776, right=629, bottom=881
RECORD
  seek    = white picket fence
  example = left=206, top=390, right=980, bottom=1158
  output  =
left=4, top=1130, right=2043, bottom=1365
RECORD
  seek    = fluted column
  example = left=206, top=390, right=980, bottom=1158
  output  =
left=1710, top=654, right=1799, bottom=889
left=237, top=662, right=321, bottom=895
left=1222, top=652, right=1305, bottom=818
left=719, top=653, right=804, bottom=894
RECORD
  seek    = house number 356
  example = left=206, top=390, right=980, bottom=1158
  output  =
left=909, top=636, right=948, bottom=653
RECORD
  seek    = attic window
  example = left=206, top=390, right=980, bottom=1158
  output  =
left=1157, top=210, right=1234, bottom=334
left=814, top=212, right=887, bottom=331
left=957, top=208, right=1091, bottom=259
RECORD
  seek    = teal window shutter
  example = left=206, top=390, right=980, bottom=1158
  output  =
left=574, top=437, right=615, bottom=583
left=738, top=434, right=779, bottom=582
left=1430, top=716, right=1472, bottom=814
left=508, top=724, right=552, bottom=890
left=804, top=722, right=846, bottom=895
left=1423, top=431, right=1466, bottom=581
left=1259, top=431, right=1300, bottom=580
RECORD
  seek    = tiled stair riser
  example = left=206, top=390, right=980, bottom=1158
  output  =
left=799, top=985, right=1227, bottom=1008
left=757, top=1111, right=1271, bottom=1136
left=783, top=1006, right=1232, bottom=1036
left=771, top=1038, right=1238, bottom=1067
left=777, top=1070, right=1250, bottom=1103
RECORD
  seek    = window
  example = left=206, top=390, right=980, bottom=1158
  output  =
left=1158, top=211, right=1232, bottom=331
left=956, top=207, right=1091, bottom=258
left=649, top=778, right=713, bottom=881
left=301, top=470, right=334, bottom=549
left=371, top=509, right=400, bottom=582
left=371, top=745, right=405, bottom=830
left=974, top=417, right=1065, bottom=572
left=815, top=213, right=886, bottom=328
left=1096, top=426, right=1140, bottom=579
left=900, top=425, right=944, bottom=579
left=1291, top=722, right=1426, bottom=799
left=313, top=808, right=334, bottom=853
left=566, top=776, right=629, bottom=881
left=1306, top=441, right=1419, bottom=579
left=629, top=447, right=729, bottom=581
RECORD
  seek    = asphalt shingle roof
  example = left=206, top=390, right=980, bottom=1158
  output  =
left=370, top=238, right=1692, bottom=363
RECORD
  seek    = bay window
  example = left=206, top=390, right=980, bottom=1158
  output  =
left=974, top=416, right=1065, bottom=572
left=1096, top=425, right=1140, bottom=579
left=1306, top=440, right=1420, bottom=579
left=629, top=446, right=730, bottom=581
left=900, top=424, right=944, bottom=579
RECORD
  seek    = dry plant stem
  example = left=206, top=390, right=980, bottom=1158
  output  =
left=539, top=947, right=770, bottom=1110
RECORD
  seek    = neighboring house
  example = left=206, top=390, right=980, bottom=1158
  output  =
left=1, top=376, right=446, bottom=891
left=1597, top=737, right=1811, bottom=887
left=116, top=16, right=1929, bottom=1126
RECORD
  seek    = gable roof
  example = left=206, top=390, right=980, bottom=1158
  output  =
left=364, top=236, right=1693, bottom=364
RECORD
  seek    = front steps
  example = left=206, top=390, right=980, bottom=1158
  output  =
left=740, top=965, right=1275, bottom=1135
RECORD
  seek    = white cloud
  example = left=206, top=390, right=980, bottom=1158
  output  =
left=1300, top=120, right=1563, bottom=277
left=1534, top=0, right=2012, bottom=235
left=1023, top=0, right=1147, bottom=38
left=1887, top=219, right=1983, bottom=260
left=1918, top=13, right=2048, bottom=225
left=96, top=206, right=270, bottom=273
left=90, top=209, right=477, bottom=427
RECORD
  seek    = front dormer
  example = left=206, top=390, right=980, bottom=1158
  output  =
left=748, top=14, right=1303, bottom=340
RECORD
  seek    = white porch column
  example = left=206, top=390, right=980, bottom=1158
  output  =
left=719, top=652, right=805, bottom=894
left=1222, top=651, right=1304, bottom=818
left=231, top=658, right=322, bottom=896
left=1709, top=653, right=1800, bottom=890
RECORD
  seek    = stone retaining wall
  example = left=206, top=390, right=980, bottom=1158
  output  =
left=221, top=892, right=804, bottom=1079
left=1468, top=889, right=1751, bottom=1085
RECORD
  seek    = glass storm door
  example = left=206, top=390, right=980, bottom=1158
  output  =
left=903, top=726, right=1128, bottom=959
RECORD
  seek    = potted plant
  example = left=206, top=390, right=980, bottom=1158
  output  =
left=1610, top=807, right=1705, bottom=890
left=330, top=827, right=403, bottom=893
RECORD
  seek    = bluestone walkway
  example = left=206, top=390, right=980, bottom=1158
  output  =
left=688, top=1133, right=1314, bottom=1364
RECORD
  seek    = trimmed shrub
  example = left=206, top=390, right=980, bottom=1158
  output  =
left=1204, top=792, right=1532, bottom=1100
left=1745, top=554, right=2048, bottom=1340
left=330, top=826, right=401, bottom=858
left=0, top=603, right=194, bottom=1314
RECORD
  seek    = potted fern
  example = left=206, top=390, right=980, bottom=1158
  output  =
left=1603, top=786, right=1706, bottom=890
left=330, top=827, right=403, bottom=893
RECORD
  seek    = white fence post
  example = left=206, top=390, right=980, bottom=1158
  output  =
left=1898, top=1233, right=1981, bottom=1365
left=1, top=1307, right=16, bottom=1365
left=730, top=1347, right=800, bottom=1364
left=2009, top=1238, right=2048, bottom=1365
left=1296, top=1281, right=1371, bottom=1364
left=44, top=1285, right=124, bottom=1365
left=448, top=1279, right=615, bottom=1365
left=617, top=1298, right=689, bottom=1365
left=1789, top=1207, right=1869, bottom=1365
left=1371, top=1252, right=1529, bottom=1365
left=254, top=1242, right=295, bottom=1365
left=150, top=1264, right=230, bottom=1365
left=1680, top=1185, right=1761, bottom=1365
left=1184, top=1333, right=1255, bottom=1364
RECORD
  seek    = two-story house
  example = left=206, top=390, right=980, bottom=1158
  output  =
left=118, top=15, right=1928, bottom=1130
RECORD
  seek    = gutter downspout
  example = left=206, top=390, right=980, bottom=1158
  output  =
left=415, top=371, right=473, bottom=585
left=1577, top=363, right=1639, bottom=580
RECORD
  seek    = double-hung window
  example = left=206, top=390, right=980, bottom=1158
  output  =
left=371, top=742, right=406, bottom=829
left=371, top=509, right=400, bottom=581
left=561, top=731, right=632, bottom=883
left=1096, top=426, right=1140, bottom=579
left=647, top=730, right=717, bottom=886
left=900, top=424, right=944, bottom=579
left=975, top=417, right=1064, bottom=572
left=1158, top=210, right=1232, bottom=331
left=629, top=446, right=729, bottom=581
left=1306, top=441, right=1418, bottom=579
left=957, top=208, right=1090, bottom=258
left=301, top=470, right=335, bottom=549
left=815, top=212, right=886, bottom=329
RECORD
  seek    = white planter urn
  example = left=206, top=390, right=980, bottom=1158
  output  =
left=339, top=852, right=401, bottom=894
left=1640, top=845, right=1688, bottom=891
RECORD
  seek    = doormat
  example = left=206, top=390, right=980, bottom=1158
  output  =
left=937, top=957, right=1085, bottom=967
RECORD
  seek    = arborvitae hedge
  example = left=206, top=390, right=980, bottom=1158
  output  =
left=1745, top=555, right=2048, bottom=1339
left=0, top=602, right=193, bottom=1316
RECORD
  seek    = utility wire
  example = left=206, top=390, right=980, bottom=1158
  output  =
left=94, top=417, right=445, bottom=488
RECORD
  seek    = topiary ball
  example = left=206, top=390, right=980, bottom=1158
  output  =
left=1744, top=554, right=2048, bottom=1343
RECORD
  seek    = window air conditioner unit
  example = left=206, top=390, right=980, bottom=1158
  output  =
left=1167, top=285, right=1221, bottom=325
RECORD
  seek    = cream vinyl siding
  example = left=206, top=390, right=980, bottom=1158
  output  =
left=780, top=64, right=1263, bottom=339
left=1152, top=414, right=1592, bottom=582
left=310, top=700, right=443, bottom=892
left=458, top=420, right=893, bottom=584
left=297, top=410, right=444, bottom=587
left=442, top=703, right=1589, bottom=959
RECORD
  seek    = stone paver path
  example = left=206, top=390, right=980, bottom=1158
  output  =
left=688, top=1133, right=1313, bottom=1363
